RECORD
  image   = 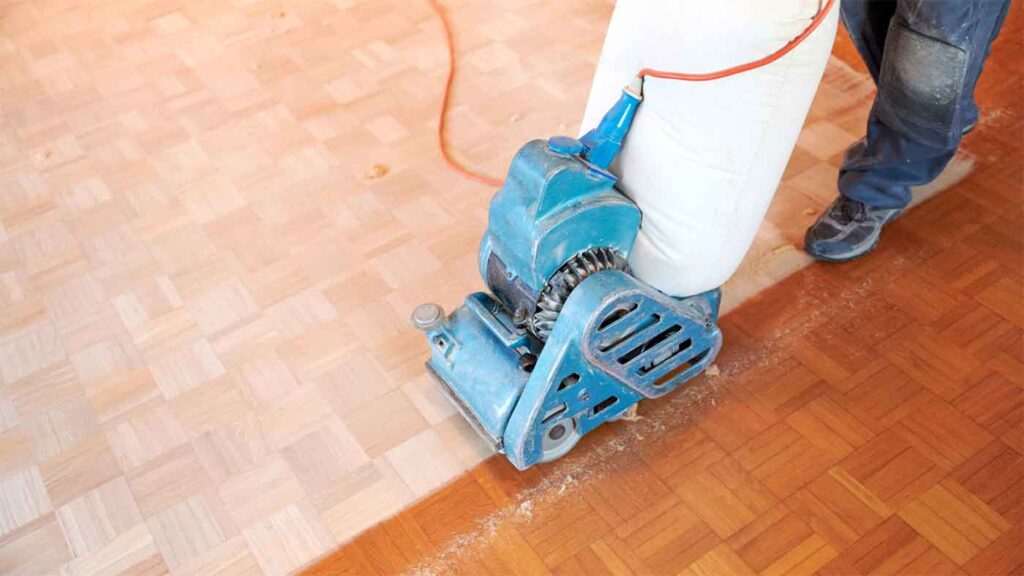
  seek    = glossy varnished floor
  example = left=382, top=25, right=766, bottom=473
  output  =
left=306, top=8, right=1024, bottom=576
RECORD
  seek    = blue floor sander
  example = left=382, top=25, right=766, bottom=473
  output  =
left=411, top=80, right=723, bottom=470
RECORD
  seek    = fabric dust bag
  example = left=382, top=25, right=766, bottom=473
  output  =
left=580, top=0, right=839, bottom=297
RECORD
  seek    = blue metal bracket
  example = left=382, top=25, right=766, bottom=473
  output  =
left=503, top=270, right=721, bottom=469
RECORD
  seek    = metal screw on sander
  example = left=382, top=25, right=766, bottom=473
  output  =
left=512, top=307, right=528, bottom=327
left=518, top=353, right=537, bottom=372
left=410, top=303, right=445, bottom=332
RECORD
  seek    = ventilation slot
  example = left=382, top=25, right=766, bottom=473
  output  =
left=542, top=403, right=567, bottom=423
left=639, top=338, right=692, bottom=375
left=598, top=303, right=638, bottom=331
left=558, top=373, right=580, bottom=391
left=617, top=325, right=681, bottom=365
left=653, top=346, right=712, bottom=388
left=599, top=314, right=660, bottom=353
left=593, top=396, right=618, bottom=415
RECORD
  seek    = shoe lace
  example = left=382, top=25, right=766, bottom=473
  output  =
left=835, top=198, right=867, bottom=224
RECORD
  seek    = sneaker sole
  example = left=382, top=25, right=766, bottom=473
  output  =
left=808, top=238, right=881, bottom=263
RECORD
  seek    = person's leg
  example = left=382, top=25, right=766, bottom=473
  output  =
left=806, top=0, right=1011, bottom=262
left=961, top=0, right=1013, bottom=132
left=843, top=0, right=1010, bottom=209
left=838, top=0, right=897, bottom=83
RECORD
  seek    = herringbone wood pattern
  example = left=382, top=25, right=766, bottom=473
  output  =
left=305, top=10, right=1023, bottom=576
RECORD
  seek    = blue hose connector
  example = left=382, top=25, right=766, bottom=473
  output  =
left=580, top=77, right=643, bottom=170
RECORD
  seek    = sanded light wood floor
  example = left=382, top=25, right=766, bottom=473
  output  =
left=305, top=8, right=1024, bottom=576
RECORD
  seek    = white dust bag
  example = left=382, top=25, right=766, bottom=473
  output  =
left=580, top=0, right=838, bottom=297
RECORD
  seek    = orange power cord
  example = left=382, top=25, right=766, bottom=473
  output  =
left=428, top=0, right=836, bottom=187
left=427, top=0, right=505, bottom=187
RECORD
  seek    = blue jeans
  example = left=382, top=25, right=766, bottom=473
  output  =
left=838, top=0, right=1011, bottom=209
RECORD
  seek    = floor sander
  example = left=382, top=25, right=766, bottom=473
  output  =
left=411, top=82, right=722, bottom=470
left=413, top=0, right=836, bottom=470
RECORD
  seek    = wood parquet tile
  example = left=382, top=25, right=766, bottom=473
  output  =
left=305, top=5, right=1022, bottom=575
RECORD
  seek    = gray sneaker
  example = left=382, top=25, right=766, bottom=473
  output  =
left=804, top=197, right=903, bottom=262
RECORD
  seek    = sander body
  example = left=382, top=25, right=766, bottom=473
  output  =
left=412, top=83, right=722, bottom=469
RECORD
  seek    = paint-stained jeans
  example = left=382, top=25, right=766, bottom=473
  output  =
left=838, top=0, right=1011, bottom=209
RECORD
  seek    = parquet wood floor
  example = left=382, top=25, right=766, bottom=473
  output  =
left=304, top=6, right=1023, bottom=576
left=0, top=0, right=1019, bottom=575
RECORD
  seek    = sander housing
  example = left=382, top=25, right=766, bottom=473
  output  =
left=412, top=82, right=723, bottom=469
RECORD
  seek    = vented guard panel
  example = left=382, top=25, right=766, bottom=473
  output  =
left=502, top=270, right=721, bottom=469
left=584, top=279, right=721, bottom=399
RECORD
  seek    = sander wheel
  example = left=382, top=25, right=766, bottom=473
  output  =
left=539, top=416, right=580, bottom=463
